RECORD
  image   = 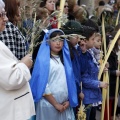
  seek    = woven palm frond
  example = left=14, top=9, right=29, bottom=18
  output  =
left=77, top=104, right=92, bottom=120
left=58, top=14, right=68, bottom=27
left=77, top=104, right=86, bottom=120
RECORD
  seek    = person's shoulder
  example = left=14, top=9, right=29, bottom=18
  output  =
left=6, top=22, right=15, bottom=28
left=0, top=22, right=15, bottom=35
left=6, top=22, right=19, bottom=31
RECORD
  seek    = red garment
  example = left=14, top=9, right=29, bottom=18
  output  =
left=104, top=99, right=114, bottom=120
left=50, top=17, right=58, bottom=28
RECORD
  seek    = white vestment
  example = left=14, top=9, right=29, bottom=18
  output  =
left=36, top=56, right=75, bottom=120
left=0, top=41, right=35, bottom=120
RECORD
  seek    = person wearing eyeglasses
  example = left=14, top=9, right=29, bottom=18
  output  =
left=56, top=0, right=69, bottom=15
left=64, top=1, right=69, bottom=15
left=0, top=0, right=35, bottom=120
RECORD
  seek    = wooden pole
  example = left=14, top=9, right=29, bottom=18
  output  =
left=58, top=0, right=65, bottom=28
left=101, top=13, right=109, bottom=120
left=98, top=29, right=120, bottom=80
left=101, top=73, right=108, bottom=120
left=113, top=51, right=120, bottom=120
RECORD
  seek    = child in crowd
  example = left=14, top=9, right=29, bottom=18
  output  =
left=78, top=27, right=109, bottom=120
left=91, top=33, right=102, bottom=65
left=89, top=32, right=102, bottom=120
left=68, top=34, right=85, bottom=119
left=30, top=29, right=78, bottom=120
left=62, top=20, right=85, bottom=118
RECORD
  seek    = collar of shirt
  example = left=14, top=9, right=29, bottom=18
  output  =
left=74, top=44, right=79, bottom=49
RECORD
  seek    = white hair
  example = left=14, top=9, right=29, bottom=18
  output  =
left=0, top=0, right=5, bottom=11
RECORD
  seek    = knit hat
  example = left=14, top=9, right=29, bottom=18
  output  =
left=61, top=20, right=84, bottom=35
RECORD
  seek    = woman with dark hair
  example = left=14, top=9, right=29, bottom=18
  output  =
left=39, top=0, right=58, bottom=28
left=40, top=0, right=55, bottom=14
left=4, top=0, right=20, bottom=25
left=40, top=0, right=55, bottom=15
left=0, top=0, right=26, bottom=60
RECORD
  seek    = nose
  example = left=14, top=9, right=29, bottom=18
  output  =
left=3, top=15, right=8, bottom=22
left=56, top=40, right=60, bottom=45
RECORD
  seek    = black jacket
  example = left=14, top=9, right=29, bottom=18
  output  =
left=108, top=51, right=120, bottom=97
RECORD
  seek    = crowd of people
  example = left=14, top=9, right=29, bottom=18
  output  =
left=0, top=0, right=120, bottom=120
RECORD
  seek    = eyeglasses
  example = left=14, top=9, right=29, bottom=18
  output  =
left=64, top=5, right=68, bottom=8
left=0, top=12, right=7, bottom=18
left=80, top=38, right=85, bottom=40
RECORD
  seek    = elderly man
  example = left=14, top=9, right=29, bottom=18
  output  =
left=0, top=0, right=35, bottom=119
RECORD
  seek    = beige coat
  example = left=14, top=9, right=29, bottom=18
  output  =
left=0, top=41, right=35, bottom=120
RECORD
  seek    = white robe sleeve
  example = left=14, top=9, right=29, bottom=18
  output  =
left=0, top=62, right=31, bottom=91
left=0, top=41, right=31, bottom=90
left=43, top=84, right=52, bottom=96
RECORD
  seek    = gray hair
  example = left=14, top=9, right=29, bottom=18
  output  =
left=0, top=0, right=5, bottom=12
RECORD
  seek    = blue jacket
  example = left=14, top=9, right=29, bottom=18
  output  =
left=79, top=50, right=102, bottom=104
left=71, top=48, right=81, bottom=96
